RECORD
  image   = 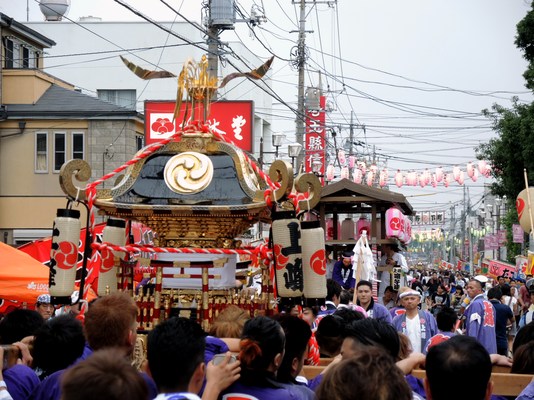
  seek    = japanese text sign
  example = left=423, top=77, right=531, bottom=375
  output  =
left=305, top=96, right=326, bottom=183
left=144, top=100, right=254, bottom=151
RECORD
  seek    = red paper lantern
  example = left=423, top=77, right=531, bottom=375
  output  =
left=379, top=168, right=389, bottom=187
left=484, top=165, right=491, bottom=178
left=395, top=170, right=403, bottom=187
left=423, top=169, right=431, bottom=185
left=467, top=162, right=474, bottom=178
left=479, top=160, right=487, bottom=175
left=338, top=150, right=346, bottom=165
left=431, top=174, right=437, bottom=188
left=370, top=164, right=378, bottom=175
left=435, top=167, right=443, bottom=182
left=348, top=156, right=355, bottom=169
left=366, top=172, right=375, bottom=186
left=353, top=168, right=362, bottom=184
left=444, top=173, right=451, bottom=187
left=341, top=166, right=349, bottom=180
left=453, top=165, right=461, bottom=181
left=326, top=164, right=335, bottom=181
left=472, top=169, right=479, bottom=182
left=458, top=170, right=465, bottom=185
left=419, top=173, right=426, bottom=187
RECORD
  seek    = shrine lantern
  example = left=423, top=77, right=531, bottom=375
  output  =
left=357, top=217, right=371, bottom=239
left=366, top=172, right=375, bottom=186
left=443, top=173, right=451, bottom=187
left=398, top=216, right=407, bottom=243
left=49, top=209, right=81, bottom=305
left=419, top=173, right=426, bottom=188
left=472, top=169, right=479, bottom=182
left=458, top=170, right=465, bottom=185
left=453, top=165, right=461, bottom=181
left=431, top=174, right=437, bottom=188
left=326, top=219, right=341, bottom=240
left=97, top=218, right=126, bottom=296
left=479, top=160, right=487, bottom=175
left=379, top=169, right=388, bottom=187
left=406, top=171, right=416, bottom=186
left=423, top=169, right=431, bottom=185
left=272, top=211, right=303, bottom=305
left=341, top=218, right=355, bottom=240
left=386, top=208, right=402, bottom=239
left=326, top=164, right=335, bottom=181
left=341, top=166, right=350, bottom=180
left=348, top=156, right=355, bottom=169
left=467, top=162, right=474, bottom=178
left=353, top=168, right=363, bottom=184
left=435, top=167, right=444, bottom=182
left=338, top=150, right=346, bottom=165
left=301, top=221, right=327, bottom=306
left=395, top=170, right=403, bottom=187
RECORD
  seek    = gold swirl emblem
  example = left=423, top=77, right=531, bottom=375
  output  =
left=164, top=152, right=214, bottom=194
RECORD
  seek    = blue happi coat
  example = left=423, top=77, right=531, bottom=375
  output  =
left=392, top=310, right=438, bottom=353
left=465, top=294, right=497, bottom=354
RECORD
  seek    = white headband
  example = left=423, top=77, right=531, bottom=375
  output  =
left=399, top=290, right=421, bottom=299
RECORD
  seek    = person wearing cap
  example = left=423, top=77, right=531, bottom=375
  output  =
left=464, top=277, right=497, bottom=354
left=332, top=251, right=356, bottom=291
left=377, top=243, right=409, bottom=298
left=35, top=295, right=54, bottom=321
left=392, top=290, right=437, bottom=353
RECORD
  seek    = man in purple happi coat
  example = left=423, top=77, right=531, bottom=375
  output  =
left=356, top=280, right=392, bottom=324
left=392, top=290, right=438, bottom=353
left=465, top=278, right=497, bottom=355
left=332, top=251, right=355, bottom=290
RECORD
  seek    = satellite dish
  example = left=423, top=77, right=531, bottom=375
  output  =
left=39, top=0, right=70, bottom=21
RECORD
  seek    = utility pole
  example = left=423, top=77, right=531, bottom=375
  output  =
left=461, top=185, right=466, bottom=264
left=295, top=0, right=306, bottom=171
left=292, top=0, right=336, bottom=172
left=207, top=23, right=219, bottom=99
left=349, top=111, right=354, bottom=179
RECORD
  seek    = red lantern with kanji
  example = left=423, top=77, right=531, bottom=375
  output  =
left=435, top=167, right=443, bottom=182
left=49, top=209, right=81, bottom=305
left=444, top=173, right=451, bottom=187
left=395, top=170, right=403, bottom=187
left=353, top=168, right=362, bottom=184
left=301, top=221, right=326, bottom=306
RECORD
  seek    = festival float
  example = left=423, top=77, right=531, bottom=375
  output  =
left=50, top=55, right=324, bottom=335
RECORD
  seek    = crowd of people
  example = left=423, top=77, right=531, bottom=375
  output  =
left=2, top=258, right=534, bottom=400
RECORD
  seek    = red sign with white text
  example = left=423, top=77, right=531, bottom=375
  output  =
left=144, top=100, right=254, bottom=152
left=305, top=97, right=326, bottom=183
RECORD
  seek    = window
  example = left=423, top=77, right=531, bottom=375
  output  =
left=12, top=42, right=20, bottom=68
left=53, top=132, right=66, bottom=172
left=35, top=132, right=48, bottom=173
left=22, top=47, right=29, bottom=68
left=35, top=52, right=39, bottom=69
left=72, top=132, right=85, bottom=160
left=97, top=89, right=137, bottom=109
left=5, top=39, right=13, bottom=68
left=136, top=135, right=144, bottom=151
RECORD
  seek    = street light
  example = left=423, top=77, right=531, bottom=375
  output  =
left=288, top=142, right=302, bottom=169
left=271, top=132, right=285, bottom=158
left=312, top=160, right=324, bottom=177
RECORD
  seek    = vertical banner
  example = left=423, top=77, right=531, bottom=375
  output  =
left=305, top=96, right=326, bottom=184
left=513, top=224, right=524, bottom=243
left=498, top=230, right=507, bottom=246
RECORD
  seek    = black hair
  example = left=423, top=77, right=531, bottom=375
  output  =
left=514, top=320, right=534, bottom=354
left=438, top=284, right=447, bottom=292
left=315, top=315, right=345, bottom=357
left=487, top=286, right=502, bottom=301
left=333, top=307, right=365, bottom=325
left=326, top=279, right=342, bottom=302
left=0, top=309, right=44, bottom=344
left=302, top=306, right=318, bottom=317
left=342, top=319, right=400, bottom=359
left=501, top=283, right=511, bottom=297
left=426, top=336, right=491, bottom=400
left=147, top=317, right=206, bottom=392
left=436, top=307, right=457, bottom=332
left=356, top=280, right=372, bottom=290
left=384, top=286, right=397, bottom=293
left=270, top=314, right=311, bottom=382
left=32, top=314, right=86, bottom=379
left=339, top=290, right=351, bottom=305
left=240, top=316, right=285, bottom=371
left=498, top=275, right=505, bottom=281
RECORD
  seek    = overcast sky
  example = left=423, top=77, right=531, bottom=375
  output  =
left=3, top=0, right=533, bottom=227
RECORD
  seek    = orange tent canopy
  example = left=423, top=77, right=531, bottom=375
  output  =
left=0, top=241, right=50, bottom=304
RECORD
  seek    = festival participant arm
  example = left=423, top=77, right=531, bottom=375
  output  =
left=397, top=254, right=409, bottom=273
left=331, top=263, right=344, bottom=287
left=202, top=352, right=241, bottom=400
left=396, top=352, right=425, bottom=376
left=0, top=348, right=14, bottom=400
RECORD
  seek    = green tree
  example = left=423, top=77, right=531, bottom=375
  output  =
left=475, top=4, right=534, bottom=261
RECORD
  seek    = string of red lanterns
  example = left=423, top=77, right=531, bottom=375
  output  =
left=329, top=153, right=491, bottom=188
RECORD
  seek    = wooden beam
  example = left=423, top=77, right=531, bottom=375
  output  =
left=319, top=196, right=375, bottom=202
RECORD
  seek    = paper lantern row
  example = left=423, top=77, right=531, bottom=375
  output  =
left=329, top=158, right=491, bottom=188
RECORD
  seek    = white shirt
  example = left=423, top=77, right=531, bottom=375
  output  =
left=406, top=314, right=422, bottom=353
left=378, top=253, right=408, bottom=297
left=325, top=258, right=336, bottom=280
left=377, top=297, right=395, bottom=310
left=503, top=295, right=518, bottom=314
